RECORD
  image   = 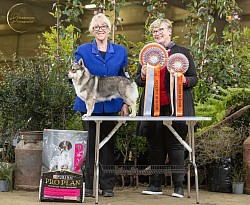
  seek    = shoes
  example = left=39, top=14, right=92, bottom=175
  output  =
left=142, top=185, right=163, bottom=195
left=171, top=187, right=184, bottom=198
left=102, top=189, right=114, bottom=197
left=85, top=188, right=93, bottom=197
left=85, top=188, right=114, bottom=197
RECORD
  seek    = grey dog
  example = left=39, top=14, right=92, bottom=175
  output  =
left=67, top=59, right=138, bottom=117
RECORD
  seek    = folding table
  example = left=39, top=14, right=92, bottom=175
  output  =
left=82, top=116, right=211, bottom=204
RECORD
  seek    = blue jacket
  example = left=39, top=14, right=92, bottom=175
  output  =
left=73, top=40, right=128, bottom=114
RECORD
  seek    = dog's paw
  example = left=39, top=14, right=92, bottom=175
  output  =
left=83, top=113, right=91, bottom=117
left=129, top=113, right=136, bottom=118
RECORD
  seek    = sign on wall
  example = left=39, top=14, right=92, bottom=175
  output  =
left=7, top=3, right=37, bottom=33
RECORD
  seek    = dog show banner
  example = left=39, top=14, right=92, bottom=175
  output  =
left=39, top=129, right=88, bottom=203
left=139, top=43, right=168, bottom=116
left=167, top=53, right=189, bottom=117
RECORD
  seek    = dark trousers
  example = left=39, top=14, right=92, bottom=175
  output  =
left=83, top=113, right=117, bottom=191
left=146, top=106, right=186, bottom=188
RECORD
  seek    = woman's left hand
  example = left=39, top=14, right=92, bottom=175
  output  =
left=182, top=75, right=187, bottom=84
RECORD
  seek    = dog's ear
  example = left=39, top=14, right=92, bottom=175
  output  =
left=66, top=141, right=72, bottom=150
left=78, top=58, right=85, bottom=67
left=58, top=141, right=64, bottom=149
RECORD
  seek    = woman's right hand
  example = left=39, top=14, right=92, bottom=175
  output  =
left=141, top=65, right=148, bottom=78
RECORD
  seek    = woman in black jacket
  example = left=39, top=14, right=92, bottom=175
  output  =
left=135, top=18, right=198, bottom=198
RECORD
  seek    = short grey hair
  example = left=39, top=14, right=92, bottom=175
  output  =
left=150, top=18, right=172, bottom=33
left=89, top=13, right=111, bottom=33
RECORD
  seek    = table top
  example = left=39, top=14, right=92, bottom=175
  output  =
left=81, top=116, right=211, bottom=122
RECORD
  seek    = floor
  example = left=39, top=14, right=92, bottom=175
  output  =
left=1, top=186, right=250, bottom=205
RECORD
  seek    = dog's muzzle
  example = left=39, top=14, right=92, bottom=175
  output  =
left=65, top=71, right=69, bottom=77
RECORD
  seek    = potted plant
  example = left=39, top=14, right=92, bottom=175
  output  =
left=0, top=162, right=15, bottom=192
left=231, top=162, right=246, bottom=194
left=195, top=126, right=248, bottom=193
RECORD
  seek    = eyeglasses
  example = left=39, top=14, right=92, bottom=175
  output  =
left=152, top=27, right=165, bottom=35
left=93, top=25, right=108, bottom=31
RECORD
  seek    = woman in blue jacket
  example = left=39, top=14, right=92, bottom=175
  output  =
left=73, top=13, right=129, bottom=197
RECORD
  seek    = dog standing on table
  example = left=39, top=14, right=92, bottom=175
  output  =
left=67, top=59, right=138, bottom=117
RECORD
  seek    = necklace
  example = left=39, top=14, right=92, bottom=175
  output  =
left=98, top=45, right=107, bottom=52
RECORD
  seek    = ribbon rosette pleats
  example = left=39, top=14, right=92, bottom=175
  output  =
left=167, top=53, right=189, bottom=117
left=139, top=43, right=168, bottom=116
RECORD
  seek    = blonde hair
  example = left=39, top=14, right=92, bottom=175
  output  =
left=89, top=13, right=111, bottom=33
left=150, top=18, right=172, bottom=33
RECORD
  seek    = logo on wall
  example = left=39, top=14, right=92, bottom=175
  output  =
left=7, top=3, right=37, bottom=33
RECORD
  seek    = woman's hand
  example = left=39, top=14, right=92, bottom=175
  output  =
left=141, top=65, right=148, bottom=78
left=121, top=104, right=129, bottom=116
left=182, top=75, right=187, bottom=84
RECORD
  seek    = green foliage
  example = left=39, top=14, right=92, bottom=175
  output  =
left=0, top=0, right=84, bottom=162
left=43, top=1, right=82, bottom=61
left=91, top=0, right=126, bottom=15
left=116, top=122, right=148, bottom=164
left=34, top=1, right=83, bottom=131
left=0, top=57, right=75, bottom=131
left=185, top=0, right=250, bottom=171
left=195, top=126, right=248, bottom=167
left=0, top=162, right=15, bottom=191
left=50, top=1, right=84, bottom=24
left=184, top=0, right=249, bottom=105
left=195, top=86, right=250, bottom=169
left=63, top=0, right=85, bottom=23
left=128, top=41, right=149, bottom=78
left=106, top=0, right=126, bottom=17
left=144, top=0, right=167, bottom=26
left=38, top=25, right=80, bottom=61
left=195, top=86, right=250, bottom=129
left=192, top=27, right=250, bottom=100
left=231, top=160, right=246, bottom=182
left=115, top=33, right=128, bottom=48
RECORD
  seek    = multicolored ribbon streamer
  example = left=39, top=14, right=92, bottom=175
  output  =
left=175, top=72, right=184, bottom=117
left=153, top=66, right=160, bottom=116
left=167, top=53, right=189, bottom=117
left=144, top=66, right=155, bottom=116
left=139, top=43, right=168, bottom=116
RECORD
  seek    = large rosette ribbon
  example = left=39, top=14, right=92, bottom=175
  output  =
left=167, top=53, right=189, bottom=117
left=139, top=43, right=168, bottom=116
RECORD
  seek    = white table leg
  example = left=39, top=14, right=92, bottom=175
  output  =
left=94, top=120, right=101, bottom=204
left=93, top=121, right=124, bottom=204
left=99, top=121, right=125, bottom=149
left=187, top=121, right=199, bottom=204
left=163, top=121, right=192, bottom=152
